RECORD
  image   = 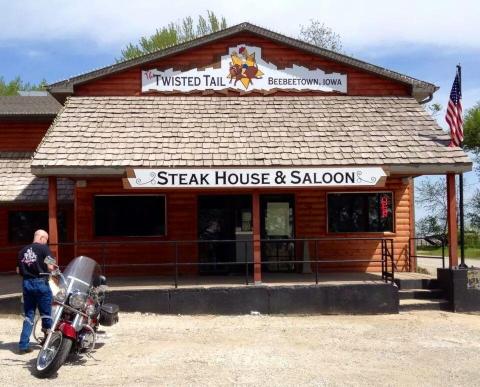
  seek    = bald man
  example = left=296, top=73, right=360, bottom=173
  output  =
left=17, top=229, right=55, bottom=354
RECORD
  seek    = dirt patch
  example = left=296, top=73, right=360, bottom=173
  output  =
left=1, top=311, right=479, bottom=386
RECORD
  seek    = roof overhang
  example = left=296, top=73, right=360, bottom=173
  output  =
left=31, top=163, right=472, bottom=179
left=0, top=114, right=57, bottom=122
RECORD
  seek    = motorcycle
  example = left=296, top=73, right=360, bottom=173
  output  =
left=33, top=256, right=119, bottom=378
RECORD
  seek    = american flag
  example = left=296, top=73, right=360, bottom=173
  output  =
left=445, top=66, right=463, bottom=147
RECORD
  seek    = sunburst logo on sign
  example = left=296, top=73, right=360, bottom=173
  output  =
left=227, top=47, right=264, bottom=89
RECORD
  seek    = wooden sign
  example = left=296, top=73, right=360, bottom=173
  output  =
left=142, top=45, right=347, bottom=93
left=124, top=167, right=387, bottom=189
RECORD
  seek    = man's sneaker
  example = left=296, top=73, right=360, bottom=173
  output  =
left=19, top=347, right=33, bottom=354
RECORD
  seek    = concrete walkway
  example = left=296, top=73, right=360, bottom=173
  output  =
left=1, top=272, right=394, bottom=298
left=417, top=257, right=479, bottom=275
left=0, top=271, right=435, bottom=298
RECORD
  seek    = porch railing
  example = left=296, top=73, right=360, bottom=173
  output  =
left=0, top=237, right=395, bottom=286
left=408, top=237, right=446, bottom=271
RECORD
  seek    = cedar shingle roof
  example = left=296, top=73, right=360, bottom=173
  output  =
left=0, top=152, right=73, bottom=202
left=48, top=22, right=436, bottom=101
left=0, top=95, right=61, bottom=117
left=31, top=96, right=471, bottom=176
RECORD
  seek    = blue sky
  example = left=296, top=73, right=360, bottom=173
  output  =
left=1, top=0, right=479, bottom=219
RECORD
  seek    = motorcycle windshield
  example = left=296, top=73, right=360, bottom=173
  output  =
left=62, top=256, right=102, bottom=294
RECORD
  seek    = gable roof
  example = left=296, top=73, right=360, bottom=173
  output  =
left=47, top=22, right=437, bottom=101
left=31, top=96, right=471, bottom=177
left=0, top=95, right=62, bottom=118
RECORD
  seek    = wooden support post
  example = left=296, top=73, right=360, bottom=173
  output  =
left=252, top=191, right=262, bottom=284
left=446, top=173, right=458, bottom=268
left=48, top=176, right=59, bottom=262
left=73, top=182, right=78, bottom=259
left=408, top=177, right=416, bottom=272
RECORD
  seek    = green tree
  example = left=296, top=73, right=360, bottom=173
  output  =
left=118, top=11, right=227, bottom=62
left=425, top=102, right=442, bottom=118
left=299, top=19, right=343, bottom=52
left=0, top=76, right=47, bottom=96
left=463, top=102, right=480, bottom=152
left=467, top=189, right=480, bottom=230
left=416, top=215, right=443, bottom=236
left=416, top=178, right=448, bottom=234
left=463, top=102, right=480, bottom=177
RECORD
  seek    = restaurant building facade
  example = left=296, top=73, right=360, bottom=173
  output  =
left=0, top=23, right=472, bottom=289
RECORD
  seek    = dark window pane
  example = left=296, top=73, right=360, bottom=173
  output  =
left=9, top=211, right=67, bottom=243
left=328, top=192, right=393, bottom=233
left=94, top=196, right=166, bottom=237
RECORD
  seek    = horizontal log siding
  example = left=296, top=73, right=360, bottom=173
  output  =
left=0, top=203, right=74, bottom=272
left=69, top=177, right=411, bottom=276
left=74, top=33, right=411, bottom=97
left=0, top=121, right=52, bottom=151
left=74, top=180, right=198, bottom=276
left=295, top=177, right=410, bottom=272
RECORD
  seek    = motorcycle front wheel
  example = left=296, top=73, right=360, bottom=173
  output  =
left=33, top=332, right=73, bottom=379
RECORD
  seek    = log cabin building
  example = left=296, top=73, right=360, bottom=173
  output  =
left=0, top=23, right=472, bottom=285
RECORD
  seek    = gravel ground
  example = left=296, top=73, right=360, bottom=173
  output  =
left=1, top=311, right=480, bottom=386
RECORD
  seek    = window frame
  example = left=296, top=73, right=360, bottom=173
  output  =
left=8, top=209, right=68, bottom=244
left=326, top=191, right=395, bottom=234
left=93, top=194, right=167, bottom=238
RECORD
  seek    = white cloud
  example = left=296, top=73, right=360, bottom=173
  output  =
left=1, top=0, right=479, bottom=50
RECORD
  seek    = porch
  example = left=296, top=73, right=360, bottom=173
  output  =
left=0, top=271, right=403, bottom=315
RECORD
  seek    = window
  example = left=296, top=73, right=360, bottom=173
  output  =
left=8, top=210, right=67, bottom=243
left=94, top=195, right=166, bottom=237
left=327, top=192, right=394, bottom=233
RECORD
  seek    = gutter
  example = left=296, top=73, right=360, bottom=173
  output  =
left=31, top=162, right=473, bottom=178
left=419, top=93, right=434, bottom=105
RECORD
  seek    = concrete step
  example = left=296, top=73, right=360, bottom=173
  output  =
left=399, top=298, right=450, bottom=312
left=398, top=288, right=444, bottom=300
left=394, top=278, right=439, bottom=290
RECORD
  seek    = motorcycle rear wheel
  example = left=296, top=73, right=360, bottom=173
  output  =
left=33, top=332, right=73, bottom=379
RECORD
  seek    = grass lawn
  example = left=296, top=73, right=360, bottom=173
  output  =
left=417, top=246, right=480, bottom=259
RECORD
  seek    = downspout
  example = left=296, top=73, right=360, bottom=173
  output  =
left=419, top=93, right=433, bottom=105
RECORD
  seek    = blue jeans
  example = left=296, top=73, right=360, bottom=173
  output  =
left=19, top=278, right=52, bottom=350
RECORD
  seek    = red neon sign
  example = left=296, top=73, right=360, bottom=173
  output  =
left=380, top=195, right=389, bottom=219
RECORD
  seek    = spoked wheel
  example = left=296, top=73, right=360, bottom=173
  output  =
left=33, top=332, right=73, bottom=379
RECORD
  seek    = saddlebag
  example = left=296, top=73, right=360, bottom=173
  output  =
left=99, top=303, right=119, bottom=326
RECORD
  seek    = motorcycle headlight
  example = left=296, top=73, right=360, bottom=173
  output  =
left=54, top=287, right=67, bottom=303
left=69, top=291, right=87, bottom=309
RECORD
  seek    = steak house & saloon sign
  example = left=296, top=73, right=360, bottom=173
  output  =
left=124, top=167, right=387, bottom=189
left=142, top=45, right=347, bottom=93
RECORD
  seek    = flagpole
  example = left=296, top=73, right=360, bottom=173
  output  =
left=458, top=64, right=467, bottom=268
left=459, top=173, right=466, bottom=268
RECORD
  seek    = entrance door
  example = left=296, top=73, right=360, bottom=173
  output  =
left=260, top=195, right=295, bottom=272
left=198, top=195, right=252, bottom=274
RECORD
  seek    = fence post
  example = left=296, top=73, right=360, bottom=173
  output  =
left=101, top=243, right=106, bottom=276
left=381, top=240, right=385, bottom=281
left=174, top=242, right=178, bottom=289
left=244, top=240, right=249, bottom=285
left=407, top=238, right=411, bottom=272
left=441, top=238, right=445, bottom=269
left=390, top=240, right=395, bottom=283
left=315, top=240, right=318, bottom=285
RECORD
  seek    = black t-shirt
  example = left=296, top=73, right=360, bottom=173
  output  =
left=17, top=243, right=54, bottom=279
